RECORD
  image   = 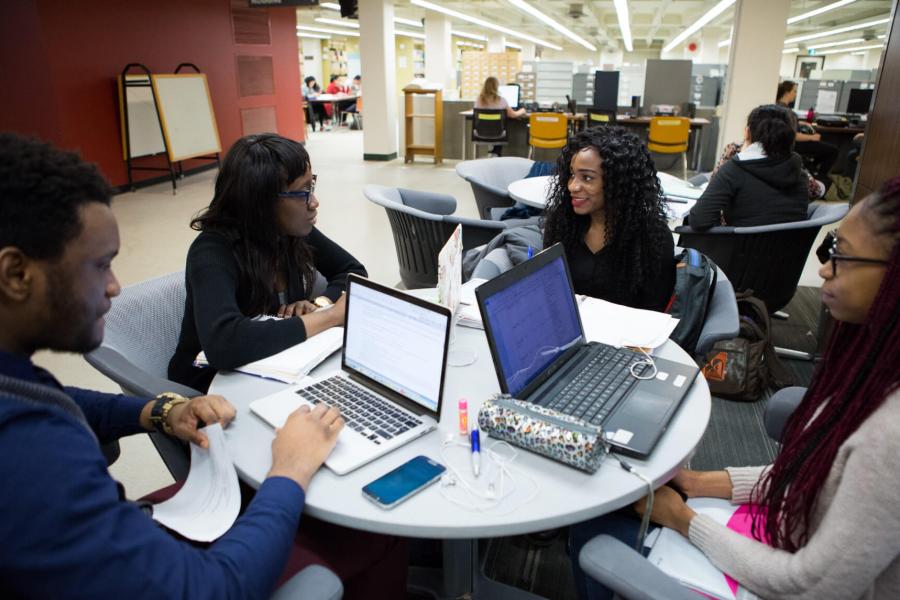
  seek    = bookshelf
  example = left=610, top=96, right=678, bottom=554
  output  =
left=403, top=86, right=443, bottom=164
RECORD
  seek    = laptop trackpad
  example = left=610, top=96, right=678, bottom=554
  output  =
left=607, top=392, right=672, bottom=428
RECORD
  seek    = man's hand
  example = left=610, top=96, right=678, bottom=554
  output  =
left=268, top=403, right=344, bottom=490
left=167, top=395, right=236, bottom=448
left=277, top=300, right=318, bottom=318
left=634, top=485, right=696, bottom=538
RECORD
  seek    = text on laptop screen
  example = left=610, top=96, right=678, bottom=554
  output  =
left=498, top=85, right=520, bottom=109
left=481, top=255, right=583, bottom=396
left=344, top=283, right=447, bottom=412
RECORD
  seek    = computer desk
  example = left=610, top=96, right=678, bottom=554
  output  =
left=213, top=306, right=711, bottom=599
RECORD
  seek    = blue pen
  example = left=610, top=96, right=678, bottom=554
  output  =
left=470, top=428, right=481, bottom=477
left=527, top=245, right=534, bottom=259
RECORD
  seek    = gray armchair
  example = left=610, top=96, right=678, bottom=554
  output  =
left=455, top=156, right=534, bottom=220
left=85, top=271, right=342, bottom=599
left=579, top=386, right=805, bottom=599
left=364, top=184, right=511, bottom=289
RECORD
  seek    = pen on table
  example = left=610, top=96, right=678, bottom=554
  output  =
left=470, top=427, right=481, bottom=477
left=527, top=245, right=534, bottom=259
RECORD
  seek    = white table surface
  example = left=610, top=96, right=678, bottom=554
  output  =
left=213, top=295, right=710, bottom=540
left=507, top=174, right=702, bottom=219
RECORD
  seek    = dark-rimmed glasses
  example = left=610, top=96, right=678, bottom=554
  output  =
left=815, top=230, right=888, bottom=276
left=278, top=174, right=317, bottom=207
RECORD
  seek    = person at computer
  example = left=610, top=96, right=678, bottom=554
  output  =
left=474, top=76, right=526, bottom=157
left=542, top=126, right=675, bottom=311
left=688, top=104, right=809, bottom=230
left=0, top=132, right=345, bottom=598
left=169, top=133, right=367, bottom=394
left=571, top=176, right=900, bottom=600
left=777, top=80, right=839, bottom=191
left=303, top=76, right=330, bottom=131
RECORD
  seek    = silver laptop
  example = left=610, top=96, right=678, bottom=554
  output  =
left=476, top=244, right=698, bottom=458
left=250, top=275, right=451, bottom=475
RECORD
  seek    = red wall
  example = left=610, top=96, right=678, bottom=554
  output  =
left=0, top=0, right=305, bottom=187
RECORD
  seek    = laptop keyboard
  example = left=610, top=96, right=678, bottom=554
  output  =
left=545, top=345, right=650, bottom=426
left=297, top=376, right=423, bottom=445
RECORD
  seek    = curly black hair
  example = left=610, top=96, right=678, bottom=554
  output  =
left=747, top=104, right=796, bottom=159
left=542, top=126, right=669, bottom=300
left=0, top=133, right=114, bottom=261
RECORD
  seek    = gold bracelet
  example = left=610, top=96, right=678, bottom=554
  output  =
left=150, top=393, right=189, bottom=435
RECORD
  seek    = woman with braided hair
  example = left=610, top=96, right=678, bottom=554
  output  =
left=543, top=126, right=674, bottom=311
left=571, top=177, right=900, bottom=599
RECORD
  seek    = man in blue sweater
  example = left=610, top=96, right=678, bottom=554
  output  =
left=0, top=133, right=344, bottom=598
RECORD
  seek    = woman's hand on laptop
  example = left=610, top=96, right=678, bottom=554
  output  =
left=269, top=403, right=345, bottom=491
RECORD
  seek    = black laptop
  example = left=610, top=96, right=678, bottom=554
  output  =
left=475, top=244, right=699, bottom=458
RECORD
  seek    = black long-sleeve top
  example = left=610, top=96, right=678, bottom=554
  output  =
left=566, top=220, right=675, bottom=312
left=168, top=228, right=367, bottom=392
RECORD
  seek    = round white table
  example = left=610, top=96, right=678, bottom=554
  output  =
left=506, top=173, right=704, bottom=220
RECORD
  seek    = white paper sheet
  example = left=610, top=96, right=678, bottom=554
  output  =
left=579, top=297, right=679, bottom=349
left=151, top=424, right=241, bottom=542
left=816, top=89, right=837, bottom=114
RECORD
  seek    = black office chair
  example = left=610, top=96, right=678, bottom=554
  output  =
left=586, top=109, right=617, bottom=127
left=363, top=185, right=511, bottom=288
left=471, top=108, right=508, bottom=158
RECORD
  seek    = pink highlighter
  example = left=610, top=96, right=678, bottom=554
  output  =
left=458, top=398, right=468, bottom=436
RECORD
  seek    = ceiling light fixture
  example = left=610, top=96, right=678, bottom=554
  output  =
left=505, top=41, right=523, bottom=49
left=782, top=47, right=800, bottom=54
left=320, top=2, right=341, bottom=10
left=613, top=0, right=633, bottom=52
left=315, top=17, right=359, bottom=28
left=395, top=29, right=426, bottom=39
left=505, top=0, right=596, bottom=51
left=816, top=42, right=884, bottom=55
left=452, top=30, right=488, bottom=41
left=663, top=0, right=735, bottom=53
left=394, top=17, right=424, bottom=28
left=784, top=17, right=890, bottom=44
left=806, top=37, right=865, bottom=50
left=787, top=0, right=857, bottom=25
left=410, top=0, right=562, bottom=50
left=297, top=25, right=360, bottom=37
left=297, top=33, right=332, bottom=39
left=718, top=39, right=731, bottom=47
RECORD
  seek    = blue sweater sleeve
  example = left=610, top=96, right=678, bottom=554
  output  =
left=0, top=406, right=304, bottom=600
left=64, top=386, right=148, bottom=442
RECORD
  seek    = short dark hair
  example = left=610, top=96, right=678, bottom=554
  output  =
left=304, top=76, right=316, bottom=85
left=353, top=75, right=361, bottom=81
left=747, top=104, right=797, bottom=159
left=0, top=133, right=114, bottom=261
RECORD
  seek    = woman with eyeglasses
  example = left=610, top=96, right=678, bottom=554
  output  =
left=570, top=177, right=900, bottom=600
left=543, top=126, right=674, bottom=311
left=169, top=133, right=366, bottom=393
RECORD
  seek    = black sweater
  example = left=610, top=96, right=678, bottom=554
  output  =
left=168, top=228, right=367, bottom=392
left=689, top=153, right=809, bottom=230
left=567, top=219, right=675, bottom=312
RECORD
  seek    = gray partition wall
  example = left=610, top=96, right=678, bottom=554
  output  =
left=643, top=59, right=692, bottom=109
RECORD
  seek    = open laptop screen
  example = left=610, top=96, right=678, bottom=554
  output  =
left=343, top=279, right=448, bottom=413
left=479, top=251, right=583, bottom=397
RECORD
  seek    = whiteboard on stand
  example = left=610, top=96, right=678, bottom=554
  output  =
left=118, top=74, right=166, bottom=160
left=151, top=73, right=222, bottom=162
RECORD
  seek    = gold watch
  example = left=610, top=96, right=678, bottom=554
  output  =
left=149, top=392, right=189, bottom=435
left=313, top=296, right=333, bottom=309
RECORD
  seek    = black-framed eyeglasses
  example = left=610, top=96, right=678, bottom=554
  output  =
left=279, top=174, right=317, bottom=207
left=816, top=230, right=888, bottom=275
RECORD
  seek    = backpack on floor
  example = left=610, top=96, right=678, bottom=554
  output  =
left=667, top=248, right=717, bottom=355
left=700, top=291, right=794, bottom=402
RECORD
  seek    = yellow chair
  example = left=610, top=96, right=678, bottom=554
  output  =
left=647, top=116, right=691, bottom=179
left=528, top=112, right=568, bottom=158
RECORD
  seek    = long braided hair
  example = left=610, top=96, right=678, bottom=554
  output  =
left=542, top=127, right=669, bottom=302
left=754, top=177, right=900, bottom=551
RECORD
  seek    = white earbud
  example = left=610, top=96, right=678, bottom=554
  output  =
left=441, top=473, right=456, bottom=487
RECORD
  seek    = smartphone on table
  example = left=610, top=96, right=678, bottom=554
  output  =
left=362, top=455, right=446, bottom=509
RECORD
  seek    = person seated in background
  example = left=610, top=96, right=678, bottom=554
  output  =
left=543, top=126, right=674, bottom=311
left=709, top=138, right=824, bottom=200
left=688, top=104, right=809, bottom=230
left=303, top=75, right=330, bottom=131
left=325, top=74, right=355, bottom=125
left=0, top=132, right=344, bottom=598
left=350, top=74, right=361, bottom=94
left=168, top=133, right=366, bottom=393
left=777, top=80, right=838, bottom=190
left=474, top=75, right=526, bottom=157
left=570, top=176, right=900, bottom=600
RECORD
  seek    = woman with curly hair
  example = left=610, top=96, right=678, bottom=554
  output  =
left=169, top=133, right=367, bottom=393
left=571, top=177, right=900, bottom=600
left=543, top=126, right=674, bottom=311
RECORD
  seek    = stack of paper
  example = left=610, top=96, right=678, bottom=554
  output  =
left=195, top=327, right=343, bottom=384
left=645, top=498, right=760, bottom=599
left=457, top=278, right=488, bottom=329
left=578, top=298, right=678, bottom=349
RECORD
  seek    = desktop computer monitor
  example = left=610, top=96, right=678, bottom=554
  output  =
left=846, top=88, right=873, bottom=115
left=498, top=84, right=520, bottom=109
left=593, top=71, right=620, bottom=111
